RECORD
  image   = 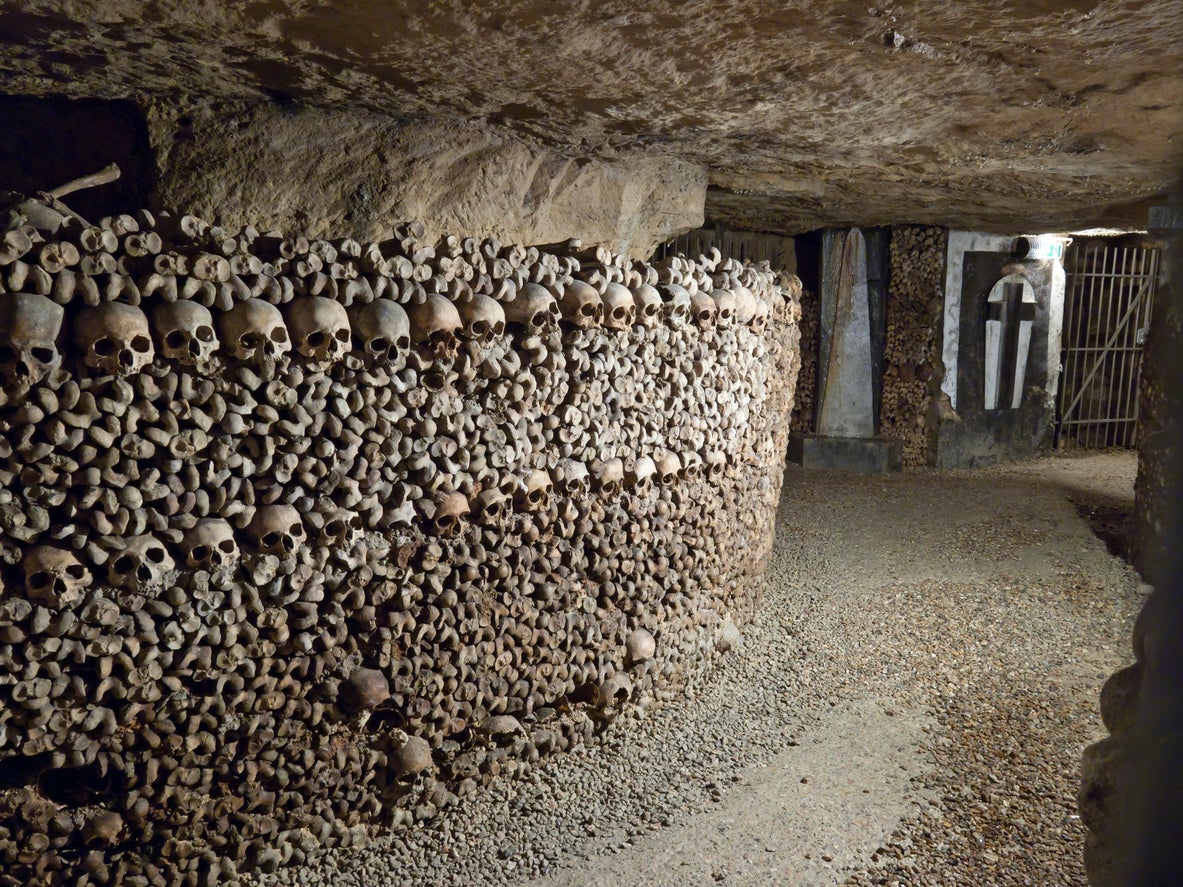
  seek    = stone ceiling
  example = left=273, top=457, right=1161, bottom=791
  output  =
left=1, top=0, right=1181, bottom=234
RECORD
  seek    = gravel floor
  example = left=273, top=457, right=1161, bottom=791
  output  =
left=249, top=451, right=1142, bottom=887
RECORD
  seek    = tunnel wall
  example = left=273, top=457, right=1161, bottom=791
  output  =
left=1081, top=211, right=1183, bottom=887
left=0, top=96, right=706, bottom=262
left=0, top=196, right=800, bottom=884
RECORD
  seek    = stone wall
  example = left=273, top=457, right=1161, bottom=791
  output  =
left=0, top=193, right=799, bottom=885
left=145, top=100, right=706, bottom=261
left=1082, top=212, right=1183, bottom=887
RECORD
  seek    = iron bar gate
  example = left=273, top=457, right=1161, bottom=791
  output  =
left=1056, top=241, right=1160, bottom=449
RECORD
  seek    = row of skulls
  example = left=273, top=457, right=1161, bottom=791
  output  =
left=0, top=279, right=769, bottom=393
left=18, top=444, right=705, bottom=607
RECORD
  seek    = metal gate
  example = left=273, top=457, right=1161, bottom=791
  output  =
left=1056, top=241, right=1160, bottom=449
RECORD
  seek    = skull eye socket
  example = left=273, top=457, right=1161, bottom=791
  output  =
left=219, top=540, right=236, bottom=553
left=306, top=331, right=326, bottom=348
left=261, top=531, right=280, bottom=548
left=369, top=336, right=389, bottom=353
left=66, top=564, right=86, bottom=579
left=165, top=331, right=188, bottom=350
left=335, top=329, right=350, bottom=342
left=93, top=337, right=117, bottom=356
left=190, top=544, right=210, bottom=561
left=291, top=523, right=305, bottom=537
left=326, top=520, right=344, bottom=537
left=581, top=303, right=596, bottom=316
left=113, top=555, right=134, bottom=574
left=145, top=546, right=166, bottom=563
left=471, top=320, right=489, bottom=337
left=240, top=332, right=262, bottom=349
left=28, top=570, right=51, bottom=590
left=196, top=326, right=215, bottom=343
left=396, top=335, right=411, bottom=352
left=132, top=335, right=152, bottom=353
left=31, top=346, right=56, bottom=364
left=271, top=327, right=288, bottom=343
left=532, top=312, right=546, bottom=327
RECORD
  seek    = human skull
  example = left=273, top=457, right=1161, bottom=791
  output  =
left=654, top=451, right=682, bottom=485
left=690, top=292, right=717, bottom=330
left=218, top=298, right=291, bottom=365
left=516, top=469, right=553, bottom=512
left=732, top=286, right=758, bottom=324
left=680, top=451, right=704, bottom=481
left=555, top=459, right=591, bottom=496
left=22, top=545, right=91, bottom=609
left=108, top=534, right=175, bottom=594
left=602, top=282, right=636, bottom=331
left=627, top=456, right=657, bottom=494
left=750, top=297, right=770, bottom=334
left=457, top=293, right=506, bottom=343
left=285, top=296, right=352, bottom=367
left=710, top=289, right=737, bottom=328
left=633, top=283, right=662, bottom=328
left=73, top=302, right=155, bottom=376
left=660, top=283, right=692, bottom=329
left=318, top=507, right=363, bottom=548
left=505, top=283, right=560, bottom=335
left=0, top=292, right=64, bottom=396
left=150, top=300, right=219, bottom=370
left=246, top=504, right=305, bottom=557
left=473, top=489, right=508, bottom=523
left=349, top=299, right=410, bottom=365
left=558, top=280, right=603, bottom=329
left=407, top=294, right=462, bottom=359
left=428, top=492, right=469, bottom=537
left=704, top=451, right=726, bottom=482
left=591, top=458, right=625, bottom=497
left=183, top=518, right=240, bottom=574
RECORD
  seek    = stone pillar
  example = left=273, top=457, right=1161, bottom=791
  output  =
left=789, top=227, right=901, bottom=472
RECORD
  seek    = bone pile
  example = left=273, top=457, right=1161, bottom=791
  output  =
left=0, top=191, right=800, bottom=886
left=789, top=287, right=819, bottom=433
left=881, top=226, right=946, bottom=467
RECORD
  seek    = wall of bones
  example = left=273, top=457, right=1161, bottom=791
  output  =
left=0, top=193, right=801, bottom=885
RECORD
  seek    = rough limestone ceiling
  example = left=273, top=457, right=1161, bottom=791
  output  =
left=0, top=0, right=1181, bottom=234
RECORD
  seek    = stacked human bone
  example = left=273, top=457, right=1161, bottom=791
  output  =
left=0, top=192, right=800, bottom=886
left=881, top=226, right=946, bottom=467
left=789, top=287, right=818, bottom=432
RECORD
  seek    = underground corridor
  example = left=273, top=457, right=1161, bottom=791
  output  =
left=0, top=3, right=1181, bottom=886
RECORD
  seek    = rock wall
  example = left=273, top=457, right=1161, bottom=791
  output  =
left=881, top=226, right=946, bottom=467
left=145, top=100, right=706, bottom=260
left=0, top=193, right=799, bottom=885
left=1082, top=213, right=1183, bottom=887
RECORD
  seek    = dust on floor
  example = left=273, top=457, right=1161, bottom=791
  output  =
left=521, top=451, right=1143, bottom=887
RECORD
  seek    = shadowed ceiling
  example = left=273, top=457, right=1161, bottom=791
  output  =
left=1, top=0, right=1180, bottom=233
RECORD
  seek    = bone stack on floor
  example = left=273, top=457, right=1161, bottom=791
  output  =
left=0, top=191, right=800, bottom=886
